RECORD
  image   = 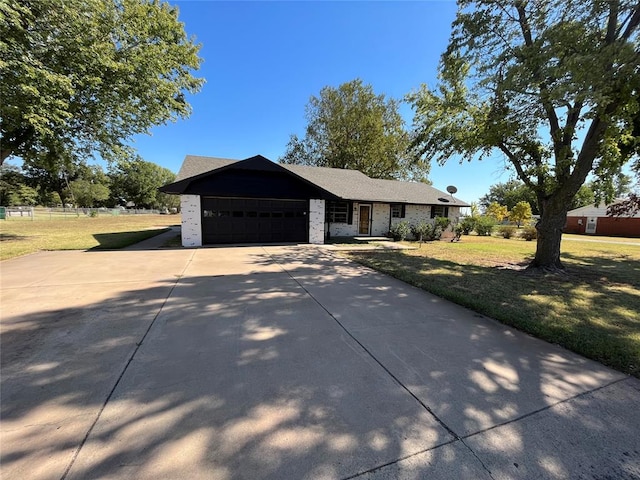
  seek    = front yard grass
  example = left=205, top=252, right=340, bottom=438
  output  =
left=0, top=214, right=178, bottom=260
left=346, top=235, right=640, bottom=377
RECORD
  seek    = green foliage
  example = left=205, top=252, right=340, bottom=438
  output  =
left=497, top=225, right=517, bottom=239
left=434, top=216, right=451, bottom=231
left=521, top=226, right=538, bottom=241
left=411, top=221, right=442, bottom=242
left=509, top=201, right=533, bottom=227
left=389, top=221, right=411, bottom=241
left=109, top=158, right=176, bottom=209
left=480, top=180, right=539, bottom=214
left=69, top=179, right=110, bottom=207
left=408, top=0, right=640, bottom=268
left=459, top=216, right=477, bottom=235
left=474, top=216, right=496, bottom=236
left=452, top=223, right=464, bottom=242
left=280, top=79, right=428, bottom=181
left=0, top=0, right=203, bottom=168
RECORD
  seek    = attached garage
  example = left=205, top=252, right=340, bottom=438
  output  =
left=159, top=155, right=333, bottom=246
left=201, top=197, right=308, bottom=244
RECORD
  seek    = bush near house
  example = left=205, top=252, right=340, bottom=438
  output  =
left=459, top=216, right=477, bottom=235
left=411, top=221, right=443, bottom=242
left=389, top=221, right=411, bottom=241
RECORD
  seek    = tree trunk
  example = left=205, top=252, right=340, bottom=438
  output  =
left=530, top=200, right=568, bottom=270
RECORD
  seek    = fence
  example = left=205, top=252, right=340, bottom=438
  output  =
left=0, top=206, right=168, bottom=220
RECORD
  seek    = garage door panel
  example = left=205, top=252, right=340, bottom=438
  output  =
left=202, top=197, right=307, bottom=244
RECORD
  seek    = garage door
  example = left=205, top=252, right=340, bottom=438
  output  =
left=201, top=197, right=308, bottom=244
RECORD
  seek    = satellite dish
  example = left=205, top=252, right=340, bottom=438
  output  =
left=446, top=185, right=458, bottom=195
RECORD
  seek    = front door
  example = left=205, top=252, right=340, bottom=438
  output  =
left=359, top=205, right=371, bottom=235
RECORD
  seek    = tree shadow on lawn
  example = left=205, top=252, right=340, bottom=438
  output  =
left=91, top=228, right=170, bottom=250
left=0, top=233, right=29, bottom=242
left=347, top=250, right=640, bottom=378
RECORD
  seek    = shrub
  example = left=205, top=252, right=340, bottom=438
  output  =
left=521, top=225, right=538, bottom=241
left=434, top=216, right=451, bottom=231
left=497, top=225, right=517, bottom=239
left=459, top=217, right=477, bottom=235
left=411, top=221, right=429, bottom=241
left=389, top=221, right=411, bottom=241
left=411, top=221, right=443, bottom=242
left=474, top=216, right=496, bottom=236
left=452, top=223, right=464, bottom=242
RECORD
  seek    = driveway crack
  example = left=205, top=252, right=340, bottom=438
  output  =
left=59, top=249, right=197, bottom=480
left=264, top=249, right=460, bottom=437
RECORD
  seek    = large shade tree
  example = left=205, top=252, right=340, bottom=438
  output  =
left=0, top=0, right=203, bottom=169
left=280, top=79, right=429, bottom=181
left=109, top=158, right=176, bottom=209
left=408, top=0, right=640, bottom=270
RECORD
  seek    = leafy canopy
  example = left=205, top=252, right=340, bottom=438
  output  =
left=510, top=201, right=533, bottom=227
left=109, top=158, right=176, bottom=209
left=0, top=0, right=203, bottom=167
left=281, top=79, right=428, bottom=181
left=408, top=0, right=640, bottom=268
left=409, top=0, right=639, bottom=205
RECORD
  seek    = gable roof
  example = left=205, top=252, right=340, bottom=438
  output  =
left=567, top=200, right=640, bottom=218
left=163, top=155, right=470, bottom=207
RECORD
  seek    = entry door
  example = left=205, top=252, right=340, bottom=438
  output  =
left=359, top=205, right=371, bottom=235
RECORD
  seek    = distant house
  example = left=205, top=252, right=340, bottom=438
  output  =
left=564, top=201, right=640, bottom=237
left=159, top=154, right=470, bottom=246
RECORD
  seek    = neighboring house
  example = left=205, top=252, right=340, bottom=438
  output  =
left=564, top=201, right=640, bottom=237
left=159, top=155, right=470, bottom=246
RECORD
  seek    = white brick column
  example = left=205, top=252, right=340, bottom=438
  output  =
left=309, top=199, right=325, bottom=244
left=180, top=195, right=202, bottom=247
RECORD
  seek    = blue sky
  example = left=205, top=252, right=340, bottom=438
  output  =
left=129, top=0, right=513, bottom=204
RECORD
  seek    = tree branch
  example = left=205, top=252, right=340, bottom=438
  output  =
left=498, top=142, right=537, bottom=191
left=515, top=3, right=564, bottom=167
left=620, top=1, right=640, bottom=41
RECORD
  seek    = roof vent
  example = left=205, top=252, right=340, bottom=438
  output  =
left=438, top=197, right=450, bottom=203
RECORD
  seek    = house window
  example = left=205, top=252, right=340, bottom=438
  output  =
left=431, top=206, right=449, bottom=218
left=391, top=204, right=405, bottom=218
left=326, top=201, right=349, bottom=223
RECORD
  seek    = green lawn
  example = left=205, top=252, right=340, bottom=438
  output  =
left=346, top=235, right=640, bottom=377
left=0, top=214, right=179, bottom=260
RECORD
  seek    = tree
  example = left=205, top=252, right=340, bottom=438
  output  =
left=510, top=201, right=533, bottom=227
left=480, top=179, right=538, bottom=213
left=485, top=202, right=509, bottom=222
left=280, top=79, right=428, bottom=180
left=0, top=0, right=203, bottom=169
left=109, top=158, right=176, bottom=209
left=408, top=1, right=640, bottom=270
left=69, top=180, right=110, bottom=207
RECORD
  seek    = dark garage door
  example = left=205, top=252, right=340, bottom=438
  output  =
left=201, top=197, right=308, bottom=244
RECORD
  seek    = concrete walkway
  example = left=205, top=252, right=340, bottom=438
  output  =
left=1, top=245, right=639, bottom=480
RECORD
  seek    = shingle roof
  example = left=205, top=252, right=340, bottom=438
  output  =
left=175, top=155, right=237, bottom=181
left=169, top=155, right=470, bottom=207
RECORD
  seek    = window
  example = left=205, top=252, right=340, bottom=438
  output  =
left=431, top=206, right=449, bottom=218
left=391, top=204, right=405, bottom=218
left=326, top=201, right=349, bottom=223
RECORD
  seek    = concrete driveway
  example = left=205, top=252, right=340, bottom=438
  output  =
left=1, top=244, right=639, bottom=480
